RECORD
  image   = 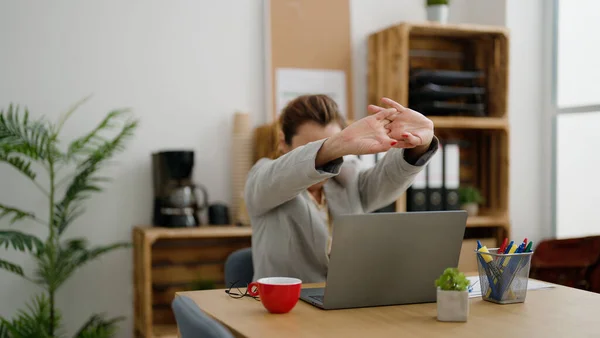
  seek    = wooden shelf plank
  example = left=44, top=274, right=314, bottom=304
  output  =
left=406, top=22, right=509, bottom=37
left=153, top=324, right=178, bottom=338
left=466, top=214, right=509, bottom=228
left=430, top=116, right=508, bottom=130
left=135, top=226, right=252, bottom=241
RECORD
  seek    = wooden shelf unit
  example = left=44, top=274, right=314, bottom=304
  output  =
left=133, top=226, right=252, bottom=338
left=368, top=22, right=510, bottom=269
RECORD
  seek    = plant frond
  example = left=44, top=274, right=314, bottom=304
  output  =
left=0, top=230, right=44, bottom=253
left=34, top=238, right=81, bottom=290
left=32, top=247, right=55, bottom=290
left=0, top=104, right=51, bottom=161
left=76, top=242, right=131, bottom=267
left=53, top=95, right=93, bottom=138
left=52, top=203, right=85, bottom=237
left=0, top=151, right=36, bottom=180
left=0, top=319, right=8, bottom=338
left=55, top=117, right=138, bottom=234
left=66, top=109, right=131, bottom=160
left=0, top=204, right=36, bottom=225
left=74, top=314, right=123, bottom=338
left=0, top=258, right=24, bottom=278
left=0, top=294, right=60, bottom=338
left=34, top=239, right=129, bottom=291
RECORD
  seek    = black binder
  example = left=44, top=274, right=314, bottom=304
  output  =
left=407, top=169, right=427, bottom=212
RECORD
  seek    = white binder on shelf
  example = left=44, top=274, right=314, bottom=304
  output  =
left=444, top=143, right=461, bottom=210
left=427, top=143, right=444, bottom=211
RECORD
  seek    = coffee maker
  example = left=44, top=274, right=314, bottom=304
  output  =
left=152, top=150, right=209, bottom=227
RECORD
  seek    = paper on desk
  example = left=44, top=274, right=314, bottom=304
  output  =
left=275, top=68, right=347, bottom=117
left=467, top=276, right=555, bottom=298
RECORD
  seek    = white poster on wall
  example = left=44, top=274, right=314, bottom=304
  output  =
left=275, top=68, right=347, bottom=117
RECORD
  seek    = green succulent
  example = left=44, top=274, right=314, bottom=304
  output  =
left=427, top=0, right=449, bottom=6
left=435, top=268, right=470, bottom=291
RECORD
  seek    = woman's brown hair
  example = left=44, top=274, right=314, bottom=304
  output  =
left=279, top=94, right=347, bottom=145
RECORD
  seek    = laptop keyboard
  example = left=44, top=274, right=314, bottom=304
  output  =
left=310, top=295, right=324, bottom=303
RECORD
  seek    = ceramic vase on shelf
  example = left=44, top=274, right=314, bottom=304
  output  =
left=426, top=4, right=449, bottom=24
left=462, top=203, right=479, bottom=217
left=436, top=288, right=469, bottom=322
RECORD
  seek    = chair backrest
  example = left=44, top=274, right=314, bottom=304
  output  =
left=172, top=295, right=234, bottom=338
left=224, top=247, right=254, bottom=288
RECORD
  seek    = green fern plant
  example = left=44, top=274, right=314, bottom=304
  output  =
left=0, top=97, right=138, bottom=338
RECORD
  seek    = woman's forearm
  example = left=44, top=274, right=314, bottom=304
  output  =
left=245, top=140, right=343, bottom=217
left=315, top=133, right=348, bottom=168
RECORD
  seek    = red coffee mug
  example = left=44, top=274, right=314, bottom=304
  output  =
left=247, top=277, right=302, bottom=313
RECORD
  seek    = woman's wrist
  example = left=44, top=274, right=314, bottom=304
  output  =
left=403, top=138, right=435, bottom=165
left=315, top=133, right=347, bottom=168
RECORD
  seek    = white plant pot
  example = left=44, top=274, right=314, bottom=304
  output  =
left=437, top=289, right=469, bottom=322
left=426, top=4, right=449, bottom=24
left=462, top=203, right=479, bottom=217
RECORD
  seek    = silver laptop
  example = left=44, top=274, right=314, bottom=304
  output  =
left=300, top=211, right=467, bottom=310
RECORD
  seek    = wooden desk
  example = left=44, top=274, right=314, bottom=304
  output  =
left=178, top=283, right=600, bottom=338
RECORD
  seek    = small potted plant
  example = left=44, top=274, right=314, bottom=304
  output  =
left=426, top=0, right=449, bottom=24
left=458, top=186, right=485, bottom=216
left=435, top=268, right=470, bottom=322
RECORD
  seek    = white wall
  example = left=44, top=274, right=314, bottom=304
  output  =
left=458, top=0, right=506, bottom=26
left=505, top=0, right=550, bottom=244
left=0, top=0, right=547, bottom=337
left=0, top=1, right=265, bottom=336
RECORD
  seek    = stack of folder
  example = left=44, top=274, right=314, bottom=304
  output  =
left=408, top=69, right=486, bottom=117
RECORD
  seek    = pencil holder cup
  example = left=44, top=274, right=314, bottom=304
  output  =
left=475, top=248, right=534, bottom=304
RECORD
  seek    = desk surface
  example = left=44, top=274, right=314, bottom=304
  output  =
left=178, top=283, right=600, bottom=338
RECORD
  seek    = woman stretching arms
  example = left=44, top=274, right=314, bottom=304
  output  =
left=245, top=94, right=438, bottom=283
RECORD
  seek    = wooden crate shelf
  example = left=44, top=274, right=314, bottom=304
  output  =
left=368, top=22, right=508, bottom=119
left=368, top=22, right=511, bottom=263
left=133, top=226, right=252, bottom=338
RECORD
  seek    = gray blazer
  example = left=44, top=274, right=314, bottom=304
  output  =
left=244, top=138, right=438, bottom=283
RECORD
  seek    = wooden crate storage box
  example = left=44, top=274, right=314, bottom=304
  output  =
left=368, top=22, right=509, bottom=119
left=133, top=226, right=252, bottom=338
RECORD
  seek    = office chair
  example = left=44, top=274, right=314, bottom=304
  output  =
left=172, top=295, right=234, bottom=338
left=224, top=247, right=253, bottom=287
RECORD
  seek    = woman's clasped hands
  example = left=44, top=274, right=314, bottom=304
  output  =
left=316, top=97, right=435, bottom=166
left=336, top=97, right=434, bottom=155
left=369, top=97, right=434, bottom=151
